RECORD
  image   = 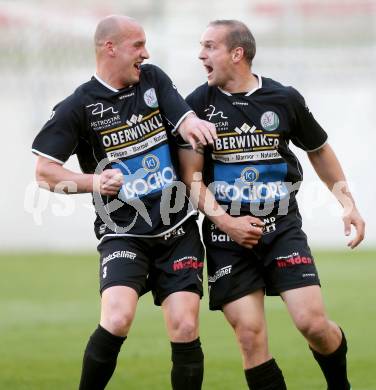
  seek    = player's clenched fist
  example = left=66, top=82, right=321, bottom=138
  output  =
left=93, top=169, right=124, bottom=196
left=219, top=214, right=264, bottom=249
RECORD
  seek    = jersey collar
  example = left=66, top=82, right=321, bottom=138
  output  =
left=94, top=74, right=119, bottom=92
left=218, top=73, right=262, bottom=97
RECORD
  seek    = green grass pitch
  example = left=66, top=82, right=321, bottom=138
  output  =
left=1, top=250, right=375, bottom=389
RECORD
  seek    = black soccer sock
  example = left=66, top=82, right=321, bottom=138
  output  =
left=310, top=328, right=351, bottom=390
left=79, top=325, right=126, bottom=390
left=171, top=338, right=204, bottom=390
left=244, top=358, right=287, bottom=390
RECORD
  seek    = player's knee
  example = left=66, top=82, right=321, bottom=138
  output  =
left=236, top=323, right=266, bottom=351
left=295, top=313, right=329, bottom=340
left=170, top=317, right=198, bottom=342
left=102, top=311, right=134, bottom=336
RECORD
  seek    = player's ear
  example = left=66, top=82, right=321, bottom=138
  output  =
left=104, top=40, right=116, bottom=57
left=232, top=47, right=244, bottom=63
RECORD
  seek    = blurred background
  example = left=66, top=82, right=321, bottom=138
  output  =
left=0, top=0, right=375, bottom=249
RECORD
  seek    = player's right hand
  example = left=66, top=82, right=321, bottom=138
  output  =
left=220, top=215, right=264, bottom=249
left=178, top=113, right=217, bottom=150
left=93, top=169, right=124, bottom=196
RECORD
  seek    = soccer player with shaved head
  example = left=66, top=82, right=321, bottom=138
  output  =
left=32, top=15, right=216, bottom=390
left=179, top=19, right=365, bottom=390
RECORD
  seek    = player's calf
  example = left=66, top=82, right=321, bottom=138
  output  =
left=244, top=358, right=287, bottom=390
left=171, top=338, right=204, bottom=390
left=310, top=328, right=351, bottom=390
left=79, top=325, right=126, bottom=390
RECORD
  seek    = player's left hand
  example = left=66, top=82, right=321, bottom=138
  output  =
left=343, top=207, right=365, bottom=249
left=178, top=113, right=217, bottom=150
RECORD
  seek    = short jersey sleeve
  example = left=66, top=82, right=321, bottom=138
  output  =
left=151, top=65, right=193, bottom=132
left=32, top=94, right=82, bottom=163
left=288, top=87, right=328, bottom=152
left=186, top=85, right=207, bottom=119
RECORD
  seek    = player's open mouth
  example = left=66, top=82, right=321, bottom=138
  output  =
left=134, top=63, right=142, bottom=71
left=204, top=65, right=213, bottom=77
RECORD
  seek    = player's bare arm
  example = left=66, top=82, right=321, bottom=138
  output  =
left=35, top=155, right=124, bottom=196
left=177, top=112, right=217, bottom=150
left=178, top=147, right=263, bottom=249
left=308, top=143, right=365, bottom=248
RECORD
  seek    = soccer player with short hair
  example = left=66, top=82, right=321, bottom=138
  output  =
left=179, top=19, right=365, bottom=390
left=32, top=15, right=216, bottom=390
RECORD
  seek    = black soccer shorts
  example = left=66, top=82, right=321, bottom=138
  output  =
left=97, top=217, right=205, bottom=305
left=203, top=209, right=320, bottom=310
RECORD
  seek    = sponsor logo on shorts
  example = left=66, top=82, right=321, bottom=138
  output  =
left=99, top=224, right=107, bottom=235
left=173, top=256, right=203, bottom=271
left=208, top=265, right=232, bottom=283
left=211, top=231, right=232, bottom=242
left=102, top=250, right=137, bottom=266
left=163, top=226, right=185, bottom=240
left=302, top=273, right=316, bottom=278
left=210, top=223, right=232, bottom=242
left=262, top=216, right=276, bottom=235
left=275, top=252, right=313, bottom=268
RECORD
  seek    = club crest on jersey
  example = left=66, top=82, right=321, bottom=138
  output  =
left=144, top=88, right=158, bottom=108
left=260, top=111, right=279, bottom=131
left=240, top=167, right=259, bottom=184
left=142, top=154, right=160, bottom=173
